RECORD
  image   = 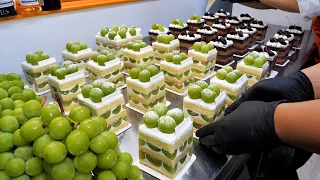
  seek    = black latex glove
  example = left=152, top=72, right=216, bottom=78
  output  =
left=226, top=71, right=314, bottom=115
left=196, top=100, right=286, bottom=155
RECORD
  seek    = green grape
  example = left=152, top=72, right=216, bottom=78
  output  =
left=157, top=34, right=164, bottom=43
left=151, top=24, right=158, bottom=30
left=30, top=54, right=40, bottom=65
left=5, top=158, right=25, bottom=178
left=193, top=42, right=202, bottom=52
left=49, top=117, right=71, bottom=140
left=12, top=129, right=30, bottom=147
left=97, top=149, right=117, bottom=169
left=195, top=81, right=208, bottom=90
left=71, top=45, right=80, bottom=54
left=233, top=70, right=243, bottom=79
left=129, top=68, right=141, bottom=79
left=20, top=119, right=44, bottom=141
left=158, top=116, right=176, bottom=134
left=0, top=115, right=19, bottom=133
left=147, top=65, right=159, bottom=77
left=249, top=51, right=259, bottom=59
left=162, top=35, right=170, bottom=44
left=51, top=158, right=75, bottom=180
left=118, top=30, right=127, bottom=39
left=89, top=88, right=104, bottom=103
left=66, top=129, right=90, bottom=156
left=111, top=161, right=130, bottom=179
left=50, top=64, right=60, bottom=76
left=23, top=99, right=41, bottom=119
left=167, top=108, right=184, bottom=125
left=14, top=146, right=33, bottom=161
left=138, top=69, right=151, bottom=82
left=0, top=97, right=14, bottom=110
left=74, top=151, right=97, bottom=173
left=226, top=72, right=238, bottom=84
left=0, top=109, right=13, bottom=118
left=8, top=86, right=22, bottom=97
left=0, top=88, right=8, bottom=100
left=41, top=104, right=61, bottom=126
left=40, top=53, right=50, bottom=61
left=0, top=132, right=13, bottom=153
left=81, top=85, right=93, bottom=98
left=100, top=131, right=118, bottom=149
left=90, top=135, right=108, bottom=154
left=91, top=116, right=107, bottom=131
left=222, top=66, right=233, bottom=73
left=201, top=45, right=209, bottom=54
left=25, top=157, right=43, bottom=176
left=101, top=82, right=116, bottom=96
left=172, top=55, right=182, bottom=64
left=201, top=89, right=217, bottom=103
left=32, top=134, right=53, bottom=158
left=66, top=42, right=74, bottom=52
left=0, top=152, right=14, bottom=170
left=0, top=81, right=13, bottom=91
left=108, top=31, right=117, bottom=40
left=128, top=165, right=142, bottom=180
left=66, top=64, right=78, bottom=74
left=142, top=111, right=159, bottom=128
left=100, top=29, right=109, bottom=37
left=79, top=119, right=101, bottom=140
left=165, top=53, right=174, bottom=62
left=243, top=55, right=254, bottom=66
left=69, top=106, right=90, bottom=123
left=188, top=85, right=202, bottom=99
left=117, top=152, right=133, bottom=165
left=207, top=84, right=221, bottom=96
left=73, top=171, right=92, bottom=180
left=132, top=43, right=141, bottom=52
left=216, top=69, right=228, bottom=80
left=129, top=28, right=137, bottom=36
left=254, top=57, right=265, bottom=68
left=44, top=141, right=67, bottom=164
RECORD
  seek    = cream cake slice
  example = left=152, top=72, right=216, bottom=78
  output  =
left=149, top=24, right=170, bottom=43
left=188, top=42, right=217, bottom=79
left=22, top=52, right=57, bottom=93
left=160, top=56, right=194, bottom=94
left=139, top=106, right=193, bottom=179
left=78, top=82, right=129, bottom=134
left=152, top=35, right=180, bottom=64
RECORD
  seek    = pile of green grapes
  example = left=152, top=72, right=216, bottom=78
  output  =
left=0, top=74, right=141, bottom=180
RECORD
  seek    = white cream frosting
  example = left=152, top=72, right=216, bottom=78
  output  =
left=188, top=49, right=217, bottom=58
left=95, top=29, right=143, bottom=43
left=212, top=23, right=231, bottom=29
left=274, top=33, right=294, bottom=41
left=123, top=45, right=154, bottom=55
left=266, top=40, right=290, bottom=49
left=210, top=74, right=248, bottom=95
left=48, top=71, right=85, bottom=87
left=227, top=19, right=241, bottom=24
left=250, top=22, right=266, bottom=28
left=286, top=28, right=303, bottom=34
left=87, top=58, right=120, bottom=71
left=236, top=27, right=257, bottom=35
left=160, top=58, right=193, bottom=73
left=239, top=16, right=253, bottom=21
left=62, top=49, right=93, bottom=60
left=202, top=15, right=218, bottom=20
left=178, top=33, right=201, bottom=41
left=184, top=91, right=227, bottom=111
left=126, top=72, right=164, bottom=89
left=139, top=116, right=193, bottom=145
left=210, top=38, right=233, bottom=48
left=197, top=27, right=217, bottom=34
left=227, top=33, right=249, bottom=40
left=21, top=58, right=56, bottom=71
left=237, top=59, right=269, bottom=73
left=152, top=39, right=180, bottom=47
left=77, top=90, right=123, bottom=109
left=169, top=23, right=188, bottom=29
left=187, top=19, right=205, bottom=24
left=149, top=27, right=169, bottom=34
left=215, top=10, right=230, bottom=17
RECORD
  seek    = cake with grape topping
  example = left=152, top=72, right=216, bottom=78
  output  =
left=274, top=30, right=295, bottom=48
left=87, top=51, right=124, bottom=88
left=266, top=37, right=291, bottom=65
left=215, top=9, right=230, bottom=21
left=187, top=15, right=205, bottom=33
left=227, top=30, right=250, bottom=56
left=169, top=19, right=189, bottom=38
left=160, top=52, right=194, bottom=94
left=226, top=16, right=243, bottom=30
left=188, top=42, right=217, bottom=79
left=212, top=20, right=232, bottom=37
left=210, top=36, right=234, bottom=65
left=22, top=51, right=56, bottom=93
left=286, top=25, right=304, bottom=47
left=236, top=51, right=270, bottom=87
left=78, top=81, right=129, bottom=134
left=196, top=24, right=217, bottom=42
left=250, top=20, right=268, bottom=41
left=254, top=46, right=278, bottom=77
left=152, top=34, right=180, bottom=64
left=122, top=41, right=156, bottom=73
left=139, top=104, right=193, bottom=179
left=202, top=11, right=219, bottom=26
left=149, top=24, right=170, bottom=43
left=210, top=66, right=248, bottom=105
left=236, top=24, right=257, bottom=47
left=239, top=13, right=254, bottom=24
left=127, top=65, right=166, bottom=113
left=96, top=25, right=143, bottom=59
left=62, top=41, right=93, bottom=75
left=48, top=64, right=85, bottom=112
left=183, top=82, right=227, bottom=132
left=178, top=31, right=202, bottom=53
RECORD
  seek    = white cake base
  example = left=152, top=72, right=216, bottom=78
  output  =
left=126, top=101, right=171, bottom=115
left=276, top=59, right=290, bottom=67
left=24, top=85, right=50, bottom=96
left=233, top=51, right=250, bottom=58
left=265, top=70, right=278, bottom=79
left=166, top=88, right=188, bottom=96
left=195, top=71, right=216, bottom=81
left=215, top=60, right=235, bottom=68
left=139, top=154, right=196, bottom=180
left=115, top=123, right=132, bottom=136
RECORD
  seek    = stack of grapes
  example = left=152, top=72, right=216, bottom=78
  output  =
left=0, top=91, right=141, bottom=179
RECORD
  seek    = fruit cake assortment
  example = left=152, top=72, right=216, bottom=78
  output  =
left=183, top=81, right=227, bottom=132
left=48, top=63, right=85, bottom=113
left=149, top=23, right=170, bottom=43
left=286, top=25, right=304, bottom=47
left=188, top=42, right=217, bottom=79
left=96, top=25, right=143, bottom=59
left=169, top=19, right=189, bottom=38
left=178, top=31, right=202, bottom=53
left=187, top=15, right=205, bottom=33
left=139, top=104, right=193, bottom=179
left=266, top=37, right=291, bottom=65
left=236, top=51, right=270, bottom=88
left=152, top=34, right=180, bottom=64
left=211, top=36, right=234, bottom=65
left=210, top=66, right=248, bottom=105
left=78, top=80, right=129, bottom=134
left=250, top=20, right=268, bottom=41
left=127, top=65, right=167, bottom=113
left=160, top=52, right=194, bottom=94
left=122, top=41, right=156, bottom=73
left=87, top=51, right=124, bottom=88
left=227, top=30, right=250, bottom=56
left=22, top=51, right=57, bottom=93
left=202, top=11, right=219, bottom=26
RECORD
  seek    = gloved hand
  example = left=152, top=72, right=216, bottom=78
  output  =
left=226, top=71, right=314, bottom=115
left=196, top=100, right=286, bottom=155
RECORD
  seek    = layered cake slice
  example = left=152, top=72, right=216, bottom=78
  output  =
left=239, top=13, right=254, bottom=24
left=227, top=30, right=250, bottom=56
left=78, top=81, right=129, bottom=134
left=197, top=24, right=217, bottom=42
left=48, top=64, right=86, bottom=113
left=22, top=51, right=57, bottom=93
left=160, top=53, right=194, bottom=94
left=122, top=41, right=156, bottom=73
left=212, top=20, right=232, bottom=37
left=87, top=51, right=124, bottom=88
left=226, top=16, right=243, bottom=30
left=139, top=104, right=193, bottom=179
left=187, top=15, right=205, bottom=33
left=286, top=25, right=304, bottom=47
left=96, top=25, right=143, bottom=58
left=188, top=42, right=217, bottom=79
left=62, top=41, right=93, bottom=75
left=184, top=82, right=227, bottom=132
left=253, top=45, right=278, bottom=77
left=215, top=9, right=230, bottom=21
left=210, top=36, right=234, bottom=65
left=266, top=37, right=291, bottom=65
left=149, top=24, right=170, bottom=43
left=152, top=34, right=180, bottom=65
left=169, top=19, right=189, bottom=38
left=210, top=66, right=248, bottom=105
left=250, top=20, right=268, bottom=41
left=178, top=31, right=201, bottom=53
left=274, top=30, right=295, bottom=48
left=236, top=51, right=270, bottom=88
left=202, top=11, right=218, bottom=26
left=127, top=65, right=166, bottom=113
left=236, top=24, right=257, bottom=47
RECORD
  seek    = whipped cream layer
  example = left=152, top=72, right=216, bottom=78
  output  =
left=266, top=40, right=290, bottom=49
left=210, top=74, right=248, bottom=95
left=77, top=90, right=123, bottom=110
left=274, top=33, right=294, bottom=41
left=184, top=91, right=227, bottom=111
left=210, top=38, right=233, bottom=48
left=149, top=28, right=169, bottom=34
left=178, top=33, right=201, bottom=41
left=169, top=23, right=188, bottom=29
left=187, top=19, right=205, bottom=24
left=250, top=22, right=267, bottom=28
left=286, top=28, right=303, bottom=34
left=202, top=15, right=218, bottom=20
left=236, top=27, right=257, bottom=35
left=227, top=33, right=249, bottom=40
left=212, top=23, right=231, bottom=29
left=197, top=28, right=217, bottom=34
left=126, top=72, right=164, bottom=89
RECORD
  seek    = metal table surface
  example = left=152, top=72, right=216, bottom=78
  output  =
left=41, top=24, right=313, bottom=180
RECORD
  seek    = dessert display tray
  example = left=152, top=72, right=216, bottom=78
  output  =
left=195, top=71, right=216, bottom=81
left=276, top=59, right=290, bottom=67
left=265, top=70, right=279, bottom=79
left=166, top=88, right=188, bottom=96
left=115, top=123, right=132, bottom=136
left=126, top=100, right=171, bottom=115
left=215, top=60, right=236, bottom=68
left=233, top=51, right=250, bottom=58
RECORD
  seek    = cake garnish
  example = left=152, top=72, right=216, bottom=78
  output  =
left=91, top=51, right=116, bottom=66
left=181, top=31, right=187, bottom=36
left=244, top=53, right=267, bottom=68
left=26, top=51, right=50, bottom=66
left=165, top=51, right=188, bottom=64
left=284, top=31, right=292, bottom=37
left=258, top=21, right=264, bottom=25
left=151, top=24, right=165, bottom=32
left=217, top=9, right=227, bottom=15
left=204, top=12, right=211, bottom=16
left=219, top=37, right=227, bottom=45
left=278, top=38, right=287, bottom=45
left=216, top=66, right=243, bottom=83
left=129, top=64, right=159, bottom=82
left=188, top=31, right=195, bottom=37
left=270, top=38, right=277, bottom=43
left=254, top=45, right=263, bottom=52
left=189, top=15, right=202, bottom=23
left=238, top=31, right=244, bottom=37
left=193, top=42, right=214, bottom=54
left=156, top=34, right=176, bottom=45
left=65, top=41, right=88, bottom=54
left=50, top=63, right=79, bottom=80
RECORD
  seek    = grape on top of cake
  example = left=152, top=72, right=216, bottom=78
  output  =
left=169, top=19, right=189, bottom=38
left=226, top=16, right=243, bottom=30
left=183, top=81, right=227, bottom=132
left=227, top=30, right=250, bottom=56
left=250, top=20, right=268, bottom=41
left=127, top=64, right=166, bottom=113
left=239, top=13, right=254, bottom=24
left=187, top=15, right=205, bottom=33
left=87, top=50, right=124, bottom=88
left=178, top=31, right=201, bottom=53
left=22, top=51, right=57, bottom=93
left=188, top=42, right=217, bottom=79
left=215, top=9, right=230, bottom=21
left=160, top=51, right=194, bottom=94
left=286, top=25, right=304, bottom=47
left=122, top=41, right=156, bottom=73
left=266, top=37, right=291, bottom=65
left=152, top=34, right=180, bottom=64
left=253, top=45, right=278, bottom=77
left=210, top=66, right=248, bottom=105
left=196, top=24, right=217, bottom=42
left=48, top=63, right=85, bottom=112
left=202, top=11, right=219, bottom=26
left=236, top=51, right=270, bottom=88
left=78, top=80, right=129, bottom=134
left=139, top=103, right=193, bottom=179
left=211, top=36, right=234, bottom=65
left=96, top=25, right=143, bottom=58
left=149, top=23, right=170, bottom=43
